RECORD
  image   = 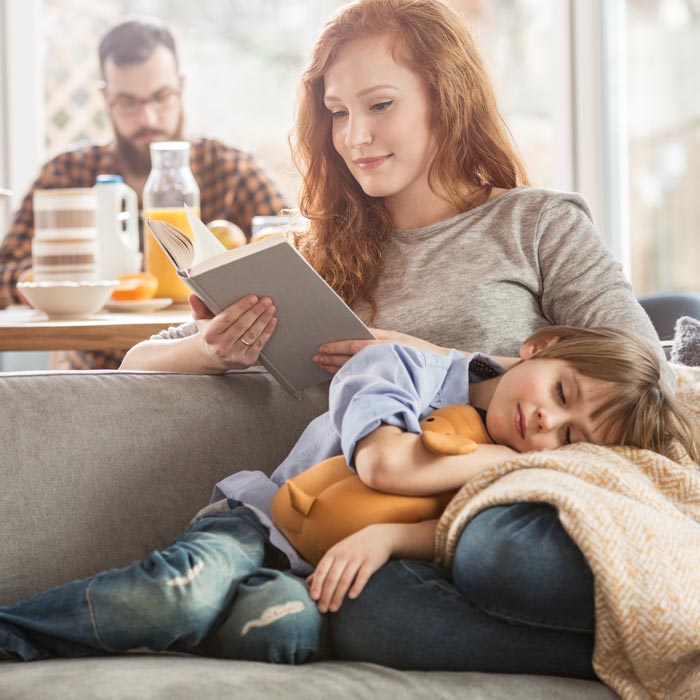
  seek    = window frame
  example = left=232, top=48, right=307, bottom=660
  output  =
left=564, top=0, right=630, bottom=276
left=0, top=0, right=45, bottom=228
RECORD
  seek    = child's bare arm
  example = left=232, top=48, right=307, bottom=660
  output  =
left=354, top=425, right=518, bottom=495
left=308, top=519, right=437, bottom=612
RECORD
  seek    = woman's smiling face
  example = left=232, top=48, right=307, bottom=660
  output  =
left=323, top=34, right=437, bottom=220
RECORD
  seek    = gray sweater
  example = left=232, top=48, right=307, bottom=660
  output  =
left=354, top=187, right=661, bottom=359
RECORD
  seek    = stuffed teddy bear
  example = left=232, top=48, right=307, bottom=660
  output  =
left=270, top=404, right=492, bottom=564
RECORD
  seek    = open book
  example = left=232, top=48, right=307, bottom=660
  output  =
left=145, top=206, right=374, bottom=397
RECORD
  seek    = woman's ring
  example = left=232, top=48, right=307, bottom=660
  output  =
left=240, top=337, right=253, bottom=347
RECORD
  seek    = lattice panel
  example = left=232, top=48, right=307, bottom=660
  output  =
left=44, top=0, right=124, bottom=156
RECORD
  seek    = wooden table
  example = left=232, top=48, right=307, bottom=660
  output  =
left=0, top=305, right=193, bottom=352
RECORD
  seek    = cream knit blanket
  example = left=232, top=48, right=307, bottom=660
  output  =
left=434, top=364, right=700, bottom=700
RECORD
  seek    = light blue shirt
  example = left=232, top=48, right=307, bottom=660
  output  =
left=212, top=343, right=505, bottom=574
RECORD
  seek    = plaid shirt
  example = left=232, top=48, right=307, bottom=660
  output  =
left=0, top=137, right=288, bottom=369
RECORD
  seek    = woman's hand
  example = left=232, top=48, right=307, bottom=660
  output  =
left=307, top=524, right=396, bottom=613
left=189, top=293, right=277, bottom=371
left=313, top=328, right=448, bottom=374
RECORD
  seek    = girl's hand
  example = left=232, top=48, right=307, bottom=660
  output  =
left=307, top=524, right=396, bottom=613
left=189, top=293, right=277, bottom=371
left=313, top=328, right=448, bottom=374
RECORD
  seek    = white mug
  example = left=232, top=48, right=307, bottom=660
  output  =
left=32, top=188, right=98, bottom=282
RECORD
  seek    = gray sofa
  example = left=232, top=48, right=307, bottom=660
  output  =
left=0, top=368, right=616, bottom=699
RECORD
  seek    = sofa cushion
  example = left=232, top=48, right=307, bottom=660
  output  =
left=0, top=369, right=327, bottom=605
left=671, top=315, right=700, bottom=367
left=0, top=655, right=618, bottom=700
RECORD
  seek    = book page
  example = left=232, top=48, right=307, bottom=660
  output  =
left=145, top=218, right=194, bottom=272
left=185, top=204, right=226, bottom=267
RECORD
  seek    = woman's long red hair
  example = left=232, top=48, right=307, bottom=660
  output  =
left=291, top=0, right=529, bottom=320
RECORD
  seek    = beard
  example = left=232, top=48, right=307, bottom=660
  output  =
left=113, top=112, right=185, bottom=176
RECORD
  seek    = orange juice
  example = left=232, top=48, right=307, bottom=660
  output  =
left=144, top=206, right=200, bottom=302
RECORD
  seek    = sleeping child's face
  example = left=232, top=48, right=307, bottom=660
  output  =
left=478, top=358, right=616, bottom=453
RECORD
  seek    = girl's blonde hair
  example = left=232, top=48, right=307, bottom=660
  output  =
left=526, top=325, right=700, bottom=463
left=291, top=0, right=529, bottom=321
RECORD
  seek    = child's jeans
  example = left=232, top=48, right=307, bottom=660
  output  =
left=0, top=502, right=327, bottom=663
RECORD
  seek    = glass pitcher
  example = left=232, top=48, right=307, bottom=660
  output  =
left=143, top=142, right=200, bottom=302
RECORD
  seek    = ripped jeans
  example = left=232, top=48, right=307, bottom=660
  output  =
left=0, top=501, right=328, bottom=663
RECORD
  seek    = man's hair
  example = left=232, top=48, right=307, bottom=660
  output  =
left=98, top=17, right=178, bottom=77
left=525, top=325, right=700, bottom=462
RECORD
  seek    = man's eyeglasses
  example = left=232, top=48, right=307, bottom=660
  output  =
left=101, top=84, right=182, bottom=117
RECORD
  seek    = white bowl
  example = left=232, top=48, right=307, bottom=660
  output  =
left=17, top=280, right=119, bottom=318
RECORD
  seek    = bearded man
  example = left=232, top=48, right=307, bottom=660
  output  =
left=0, top=18, right=288, bottom=369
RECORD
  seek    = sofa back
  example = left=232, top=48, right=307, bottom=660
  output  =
left=0, top=369, right=328, bottom=606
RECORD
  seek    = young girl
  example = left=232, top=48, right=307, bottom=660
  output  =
left=303, top=325, right=699, bottom=615
left=120, top=0, right=669, bottom=679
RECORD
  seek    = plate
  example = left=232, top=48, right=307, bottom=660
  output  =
left=105, top=298, right=174, bottom=313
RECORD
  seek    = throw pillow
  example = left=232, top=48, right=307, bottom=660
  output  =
left=671, top=316, right=700, bottom=367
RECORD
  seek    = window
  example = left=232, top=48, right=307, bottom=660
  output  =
left=453, top=0, right=560, bottom=188
left=43, top=0, right=347, bottom=200
left=625, top=0, right=700, bottom=295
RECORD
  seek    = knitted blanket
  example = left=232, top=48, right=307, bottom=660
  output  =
left=434, top=364, right=700, bottom=700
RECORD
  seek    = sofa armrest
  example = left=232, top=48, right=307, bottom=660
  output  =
left=0, top=369, right=328, bottom=605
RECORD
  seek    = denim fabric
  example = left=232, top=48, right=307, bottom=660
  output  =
left=332, top=503, right=595, bottom=678
left=453, top=502, right=595, bottom=633
left=0, top=503, right=328, bottom=663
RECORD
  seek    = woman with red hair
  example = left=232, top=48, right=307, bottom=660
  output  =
left=122, top=0, right=665, bottom=678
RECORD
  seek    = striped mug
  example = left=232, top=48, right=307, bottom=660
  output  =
left=32, top=188, right=98, bottom=282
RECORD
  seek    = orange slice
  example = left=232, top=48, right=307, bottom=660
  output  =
left=18, top=268, right=34, bottom=284
left=16, top=268, right=34, bottom=305
left=111, top=273, right=159, bottom=302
